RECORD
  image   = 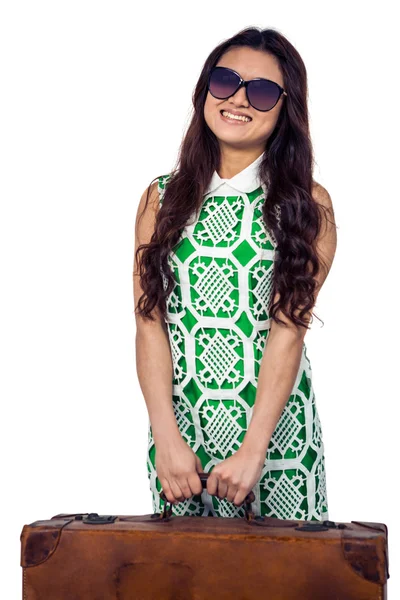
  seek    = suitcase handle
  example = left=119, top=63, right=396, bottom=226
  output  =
left=159, top=472, right=256, bottom=521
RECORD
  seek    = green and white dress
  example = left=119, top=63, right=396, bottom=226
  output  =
left=146, top=152, right=329, bottom=521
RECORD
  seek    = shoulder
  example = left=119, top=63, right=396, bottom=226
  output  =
left=311, top=181, right=336, bottom=234
left=137, top=180, right=159, bottom=215
left=311, top=181, right=334, bottom=211
left=310, top=181, right=337, bottom=275
left=137, top=173, right=172, bottom=216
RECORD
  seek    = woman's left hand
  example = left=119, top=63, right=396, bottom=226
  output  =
left=206, top=447, right=265, bottom=507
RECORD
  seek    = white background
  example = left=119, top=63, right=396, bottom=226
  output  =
left=1, top=1, right=398, bottom=597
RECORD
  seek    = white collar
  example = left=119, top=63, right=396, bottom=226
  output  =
left=204, top=152, right=266, bottom=195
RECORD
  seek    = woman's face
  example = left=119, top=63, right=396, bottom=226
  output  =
left=204, top=46, right=285, bottom=151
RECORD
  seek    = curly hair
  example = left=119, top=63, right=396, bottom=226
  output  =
left=134, top=26, right=336, bottom=330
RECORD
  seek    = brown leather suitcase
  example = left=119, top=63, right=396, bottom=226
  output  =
left=20, top=473, right=389, bottom=599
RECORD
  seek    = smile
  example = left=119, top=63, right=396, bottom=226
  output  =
left=220, top=110, right=252, bottom=125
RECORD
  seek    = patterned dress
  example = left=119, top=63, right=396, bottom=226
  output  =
left=146, top=152, right=329, bottom=521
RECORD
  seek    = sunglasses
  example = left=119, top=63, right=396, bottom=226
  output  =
left=207, top=66, right=287, bottom=112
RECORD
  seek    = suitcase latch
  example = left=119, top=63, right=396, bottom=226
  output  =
left=80, top=513, right=117, bottom=524
left=295, top=520, right=347, bottom=532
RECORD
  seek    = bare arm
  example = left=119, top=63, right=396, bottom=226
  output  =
left=133, top=181, right=204, bottom=503
left=133, top=181, right=182, bottom=447
left=241, top=183, right=338, bottom=459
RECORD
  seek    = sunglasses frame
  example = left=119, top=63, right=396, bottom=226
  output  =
left=207, top=66, right=287, bottom=112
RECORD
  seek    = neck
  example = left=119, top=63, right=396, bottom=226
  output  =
left=217, top=147, right=265, bottom=179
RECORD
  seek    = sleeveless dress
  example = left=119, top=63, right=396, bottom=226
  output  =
left=146, top=152, right=329, bottom=521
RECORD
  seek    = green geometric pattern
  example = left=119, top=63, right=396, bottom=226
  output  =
left=147, top=156, right=329, bottom=521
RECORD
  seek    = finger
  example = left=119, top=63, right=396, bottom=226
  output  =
left=217, top=480, right=228, bottom=499
left=226, top=484, right=238, bottom=503
left=188, top=472, right=203, bottom=496
left=206, top=471, right=218, bottom=496
left=170, top=480, right=185, bottom=503
left=177, top=478, right=193, bottom=499
left=159, top=479, right=175, bottom=504
left=233, top=487, right=248, bottom=507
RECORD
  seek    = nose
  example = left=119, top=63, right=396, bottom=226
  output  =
left=229, top=84, right=249, bottom=106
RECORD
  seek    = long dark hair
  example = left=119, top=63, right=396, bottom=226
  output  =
left=135, top=26, right=335, bottom=329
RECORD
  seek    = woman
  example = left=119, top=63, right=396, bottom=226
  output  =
left=134, top=27, right=337, bottom=521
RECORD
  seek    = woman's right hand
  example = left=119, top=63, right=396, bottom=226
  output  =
left=155, top=436, right=204, bottom=504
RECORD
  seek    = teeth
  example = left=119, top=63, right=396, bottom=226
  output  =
left=221, top=110, right=251, bottom=122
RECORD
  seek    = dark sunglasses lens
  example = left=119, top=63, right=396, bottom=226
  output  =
left=208, top=67, right=240, bottom=99
left=247, top=79, right=281, bottom=111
